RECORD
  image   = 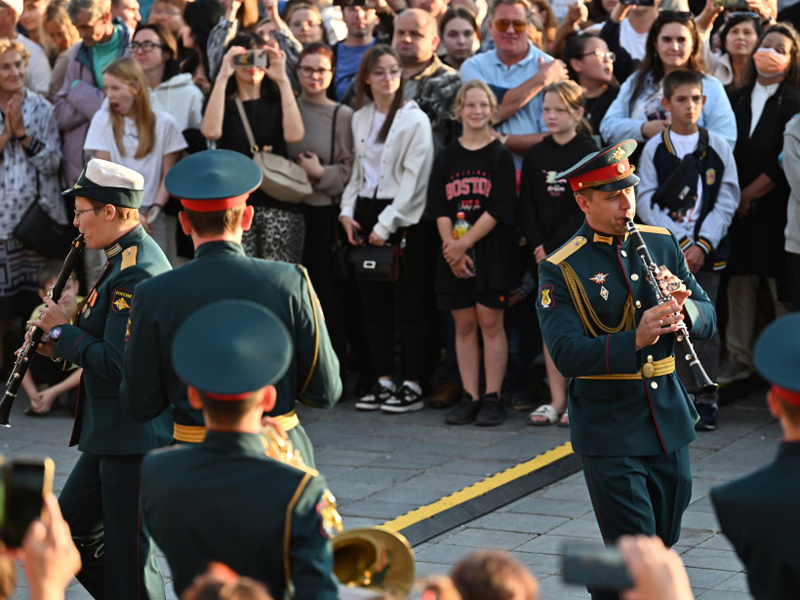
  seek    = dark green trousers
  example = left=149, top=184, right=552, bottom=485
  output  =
left=59, top=453, right=166, bottom=600
left=580, top=446, right=692, bottom=600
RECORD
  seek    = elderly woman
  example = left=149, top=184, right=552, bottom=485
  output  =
left=0, top=38, right=63, bottom=375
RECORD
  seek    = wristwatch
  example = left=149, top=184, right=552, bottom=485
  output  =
left=49, top=326, right=62, bottom=341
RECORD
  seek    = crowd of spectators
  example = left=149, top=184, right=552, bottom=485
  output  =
left=1, top=0, right=799, bottom=430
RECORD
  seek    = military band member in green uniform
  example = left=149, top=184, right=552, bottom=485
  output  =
left=35, top=159, right=173, bottom=600
left=536, top=140, right=716, bottom=599
left=120, top=149, right=341, bottom=466
left=140, top=299, right=340, bottom=600
left=711, top=313, right=800, bottom=600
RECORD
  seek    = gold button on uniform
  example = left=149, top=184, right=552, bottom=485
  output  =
left=635, top=300, right=642, bottom=308
left=621, top=250, right=627, bottom=257
left=631, top=274, right=639, bottom=281
left=651, top=381, right=658, bottom=389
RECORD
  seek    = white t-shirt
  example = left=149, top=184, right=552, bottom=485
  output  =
left=84, top=108, right=187, bottom=208
left=620, top=19, right=648, bottom=62
left=668, top=130, right=703, bottom=227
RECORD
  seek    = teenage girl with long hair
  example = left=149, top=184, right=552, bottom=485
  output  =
left=520, top=80, right=598, bottom=427
left=84, top=56, right=187, bottom=253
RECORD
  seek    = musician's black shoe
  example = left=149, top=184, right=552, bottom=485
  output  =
left=694, top=400, right=718, bottom=431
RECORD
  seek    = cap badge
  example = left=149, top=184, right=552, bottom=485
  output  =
left=612, top=147, right=625, bottom=161
left=617, top=163, right=626, bottom=174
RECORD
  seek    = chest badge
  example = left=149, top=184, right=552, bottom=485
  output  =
left=600, top=286, right=609, bottom=301
left=590, top=272, right=608, bottom=285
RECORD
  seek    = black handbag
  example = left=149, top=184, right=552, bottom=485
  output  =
left=349, top=233, right=405, bottom=282
left=13, top=180, right=77, bottom=259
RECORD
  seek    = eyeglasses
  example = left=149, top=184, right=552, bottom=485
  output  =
left=582, top=49, right=616, bottom=62
left=494, top=19, right=527, bottom=33
left=130, top=41, right=163, bottom=53
left=298, top=66, right=332, bottom=76
left=370, top=67, right=402, bottom=79
left=74, top=207, right=101, bottom=220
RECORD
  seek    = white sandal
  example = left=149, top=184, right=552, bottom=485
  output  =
left=528, top=404, right=559, bottom=426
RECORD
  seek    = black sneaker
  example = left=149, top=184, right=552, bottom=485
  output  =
left=445, top=394, right=481, bottom=425
left=476, top=393, right=506, bottom=426
left=510, top=391, right=534, bottom=411
left=356, top=382, right=395, bottom=411
left=695, top=400, right=718, bottom=431
left=381, top=385, right=425, bottom=413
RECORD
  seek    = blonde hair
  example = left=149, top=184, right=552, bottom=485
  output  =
left=45, top=1, right=81, bottom=50
left=0, top=37, right=31, bottom=67
left=452, top=79, right=499, bottom=125
left=102, top=57, right=156, bottom=159
left=542, top=79, right=592, bottom=136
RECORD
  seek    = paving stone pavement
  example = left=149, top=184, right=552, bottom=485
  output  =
left=2, top=387, right=778, bottom=599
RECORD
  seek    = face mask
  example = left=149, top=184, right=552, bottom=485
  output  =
left=753, top=47, right=790, bottom=78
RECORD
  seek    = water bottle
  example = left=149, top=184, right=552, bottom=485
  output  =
left=452, top=212, right=476, bottom=275
left=452, top=212, right=470, bottom=239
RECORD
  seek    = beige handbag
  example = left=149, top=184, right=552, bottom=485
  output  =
left=234, top=97, right=312, bottom=204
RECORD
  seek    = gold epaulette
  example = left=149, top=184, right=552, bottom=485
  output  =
left=636, top=225, right=670, bottom=235
left=121, top=246, right=138, bottom=270
left=546, top=235, right=588, bottom=265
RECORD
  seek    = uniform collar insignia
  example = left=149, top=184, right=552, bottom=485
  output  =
left=590, top=273, right=608, bottom=285
left=105, top=243, right=122, bottom=258
left=593, top=233, right=614, bottom=245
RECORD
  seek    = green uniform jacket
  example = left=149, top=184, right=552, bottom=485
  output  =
left=56, top=226, right=173, bottom=454
left=140, top=431, right=339, bottom=599
left=120, top=241, right=342, bottom=429
left=711, top=442, right=800, bottom=600
left=537, top=221, right=716, bottom=456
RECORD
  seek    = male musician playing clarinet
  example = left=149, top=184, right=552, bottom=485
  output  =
left=536, top=140, right=717, bottom=600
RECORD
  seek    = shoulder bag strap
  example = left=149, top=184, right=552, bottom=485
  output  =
left=234, top=96, right=266, bottom=154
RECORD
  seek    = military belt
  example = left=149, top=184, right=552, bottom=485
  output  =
left=577, top=356, right=675, bottom=381
left=173, top=410, right=301, bottom=443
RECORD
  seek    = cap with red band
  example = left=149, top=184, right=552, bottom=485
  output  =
left=754, top=313, right=800, bottom=406
left=165, top=149, right=262, bottom=212
left=556, top=140, right=641, bottom=193
left=172, top=300, right=293, bottom=400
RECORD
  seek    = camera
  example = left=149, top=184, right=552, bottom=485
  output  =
left=621, top=0, right=655, bottom=6
left=0, top=456, right=54, bottom=548
left=562, top=542, right=634, bottom=591
left=232, top=50, right=269, bottom=69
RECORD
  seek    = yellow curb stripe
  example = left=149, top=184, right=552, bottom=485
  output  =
left=382, top=442, right=574, bottom=533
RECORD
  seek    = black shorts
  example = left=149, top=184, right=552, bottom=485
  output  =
left=438, top=289, right=509, bottom=311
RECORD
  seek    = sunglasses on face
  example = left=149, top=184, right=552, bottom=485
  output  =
left=494, top=18, right=527, bottom=33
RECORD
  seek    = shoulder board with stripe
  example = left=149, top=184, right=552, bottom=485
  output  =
left=636, top=225, right=671, bottom=235
left=546, top=235, right=588, bottom=265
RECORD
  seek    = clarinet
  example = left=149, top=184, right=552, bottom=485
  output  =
left=1, top=234, right=85, bottom=427
left=625, top=221, right=718, bottom=397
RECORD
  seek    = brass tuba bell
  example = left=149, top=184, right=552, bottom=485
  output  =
left=334, top=526, right=416, bottom=599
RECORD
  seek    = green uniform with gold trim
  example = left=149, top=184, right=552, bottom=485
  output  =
left=537, top=222, right=716, bottom=561
left=55, top=225, right=173, bottom=600
left=120, top=241, right=341, bottom=466
left=140, top=430, right=339, bottom=599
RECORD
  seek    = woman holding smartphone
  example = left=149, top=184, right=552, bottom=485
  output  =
left=202, top=33, right=305, bottom=263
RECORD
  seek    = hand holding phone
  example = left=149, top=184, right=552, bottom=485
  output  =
left=232, top=49, right=270, bottom=69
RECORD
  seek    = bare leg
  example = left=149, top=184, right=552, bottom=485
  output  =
left=452, top=307, right=480, bottom=400
left=476, top=304, right=507, bottom=397
left=544, top=343, right=567, bottom=413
